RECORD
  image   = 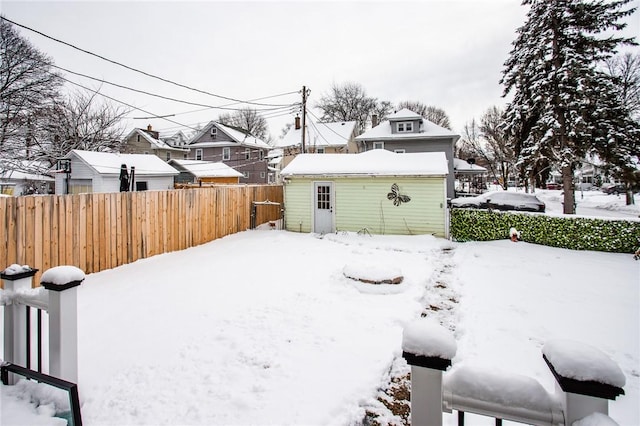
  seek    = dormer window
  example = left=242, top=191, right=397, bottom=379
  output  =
left=397, top=122, right=413, bottom=132
left=210, top=127, right=217, bottom=138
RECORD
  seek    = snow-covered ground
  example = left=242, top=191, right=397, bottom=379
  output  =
left=1, top=189, right=638, bottom=425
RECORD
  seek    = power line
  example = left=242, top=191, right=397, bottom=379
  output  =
left=306, top=109, right=351, bottom=142
left=1, top=16, right=297, bottom=107
left=51, top=64, right=297, bottom=113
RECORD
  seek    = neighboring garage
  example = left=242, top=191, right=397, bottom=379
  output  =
left=280, top=149, right=449, bottom=237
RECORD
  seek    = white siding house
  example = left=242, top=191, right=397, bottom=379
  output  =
left=54, top=150, right=179, bottom=194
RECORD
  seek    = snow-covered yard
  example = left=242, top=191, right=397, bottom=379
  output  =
left=2, top=189, right=639, bottom=425
left=2, top=223, right=638, bottom=425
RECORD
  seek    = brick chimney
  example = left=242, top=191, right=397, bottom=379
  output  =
left=295, top=116, right=301, bottom=130
left=144, top=124, right=160, bottom=140
left=371, top=114, right=378, bottom=128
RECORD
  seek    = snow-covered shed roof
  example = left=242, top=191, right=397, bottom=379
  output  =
left=453, top=158, right=488, bottom=173
left=356, top=110, right=459, bottom=142
left=281, top=150, right=448, bottom=177
left=169, top=159, right=243, bottom=178
left=276, top=121, right=356, bottom=149
left=189, top=121, right=271, bottom=150
left=68, top=150, right=179, bottom=176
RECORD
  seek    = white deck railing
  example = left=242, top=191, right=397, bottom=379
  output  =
left=402, top=319, right=626, bottom=426
left=1, top=265, right=84, bottom=384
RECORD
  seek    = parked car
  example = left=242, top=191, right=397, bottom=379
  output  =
left=450, top=191, right=546, bottom=213
left=601, top=184, right=627, bottom=195
left=546, top=182, right=561, bottom=190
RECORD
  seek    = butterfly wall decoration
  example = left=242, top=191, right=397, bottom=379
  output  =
left=387, top=183, right=411, bottom=206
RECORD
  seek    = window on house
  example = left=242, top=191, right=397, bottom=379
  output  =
left=245, top=148, right=251, bottom=160
left=394, top=149, right=406, bottom=154
left=222, top=147, right=231, bottom=161
left=196, top=149, right=203, bottom=161
left=397, top=122, right=413, bottom=132
left=184, top=153, right=188, bottom=160
left=136, top=181, right=148, bottom=191
left=373, top=142, right=384, bottom=150
left=210, top=127, right=217, bottom=138
left=243, top=172, right=250, bottom=179
left=268, top=173, right=274, bottom=184
left=143, top=151, right=149, bottom=155
left=259, top=150, right=264, bottom=160
left=136, top=135, right=140, bottom=142
left=166, top=152, right=171, bottom=161
left=317, top=147, right=325, bottom=154
left=260, top=172, right=265, bottom=179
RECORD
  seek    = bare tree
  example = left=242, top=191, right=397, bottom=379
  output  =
left=218, top=107, right=269, bottom=141
left=458, top=106, right=516, bottom=189
left=604, top=52, right=640, bottom=119
left=397, top=101, right=452, bottom=130
left=0, top=17, right=62, bottom=164
left=32, top=89, right=129, bottom=168
left=315, top=82, right=390, bottom=134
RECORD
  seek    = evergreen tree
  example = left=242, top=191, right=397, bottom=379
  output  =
left=501, top=0, right=637, bottom=214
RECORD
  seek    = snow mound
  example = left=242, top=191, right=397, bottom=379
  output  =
left=40, top=266, right=85, bottom=285
left=543, top=339, right=626, bottom=388
left=444, top=364, right=554, bottom=412
left=343, top=264, right=403, bottom=285
left=2, top=264, right=33, bottom=275
left=402, top=318, right=456, bottom=359
left=573, top=412, right=619, bottom=426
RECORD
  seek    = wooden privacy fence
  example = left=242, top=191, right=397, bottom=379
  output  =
left=0, top=185, right=283, bottom=285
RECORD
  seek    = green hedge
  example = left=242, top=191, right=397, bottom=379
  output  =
left=450, top=208, right=640, bottom=253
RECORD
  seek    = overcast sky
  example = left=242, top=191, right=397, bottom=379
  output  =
left=3, top=0, right=639, bottom=141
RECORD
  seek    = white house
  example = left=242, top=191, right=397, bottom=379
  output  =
left=54, top=150, right=179, bottom=194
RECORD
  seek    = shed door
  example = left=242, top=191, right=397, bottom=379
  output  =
left=313, top=181, right=333, bottom=234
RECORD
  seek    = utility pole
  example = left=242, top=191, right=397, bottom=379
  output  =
left=301, top=86, right=309, bottom=154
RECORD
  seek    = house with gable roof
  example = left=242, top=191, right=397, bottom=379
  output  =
left=122, top=125, right=190, bottom=161
left=355, top=108, right=460, bottom=198
left=187, top=121, right=272, bottom=184
left=271, top=117, right=357, bottom=182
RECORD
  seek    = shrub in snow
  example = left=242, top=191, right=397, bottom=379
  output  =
left=450, top=209, right=640, bottom=253
left=402, top=318, right=456, bottom=360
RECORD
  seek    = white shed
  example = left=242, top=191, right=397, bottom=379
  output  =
left=54, top=150, right=179, bottom=194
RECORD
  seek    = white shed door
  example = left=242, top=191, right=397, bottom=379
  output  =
left=313, top=182, right=333, bottom=234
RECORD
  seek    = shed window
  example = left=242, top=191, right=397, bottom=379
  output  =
left=316, top=185, right=330, bottom=209
left=136, top=181, right=148, bottom=191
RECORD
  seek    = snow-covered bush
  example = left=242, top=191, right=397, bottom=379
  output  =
left=450, top=209, right=640, bottom=253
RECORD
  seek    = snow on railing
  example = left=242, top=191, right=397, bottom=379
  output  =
left=1, top=265, right=84, bottom=385
left=402, top=318, right=626, bottom=426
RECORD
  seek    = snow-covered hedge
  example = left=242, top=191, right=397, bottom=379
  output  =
left=450, top=209, right=640, bottom=253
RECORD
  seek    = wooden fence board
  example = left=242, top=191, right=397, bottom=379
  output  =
left=0, top=186, right=283, bottom=287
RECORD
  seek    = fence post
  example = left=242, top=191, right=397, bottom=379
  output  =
left=1, top=266, right=39, bottom=384
left=543, top=340, right=625, bottom=425
left=40, top=266, right=85, bottom=384
left=402, top=319, right=457, bottom=426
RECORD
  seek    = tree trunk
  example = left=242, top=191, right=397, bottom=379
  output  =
left=562, top=165, right=575, bottom=214
left=626, top=190, right=635, bottom=205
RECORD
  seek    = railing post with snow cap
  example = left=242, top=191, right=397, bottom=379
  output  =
left=543, top=339, right=626, bottom=425
left=402, top=318, right=456, bottom=426
left=1, top=265, right=39, bottom=384
left=41, top=266, right=85, bottom=384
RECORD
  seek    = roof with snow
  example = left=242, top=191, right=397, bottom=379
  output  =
left=356, top=108, right=459, bottom=141
left=275, top=121, right=356, bottom=149
left=125, top=128, right=188, bottom=152
left=189, top=121, right=271, bottom=150
left=168, top=159, right=243, bottom=178
left=454, top=158, right=488, bottom=173
left=67, top=150, right=179, bottom=176
left=1, top=160, right=54, bottom=181
left=281, top=150, right=448, bottom=177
